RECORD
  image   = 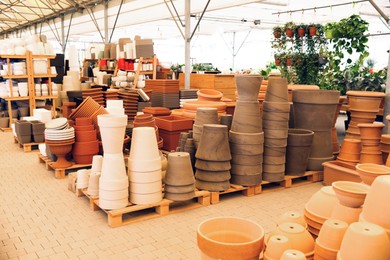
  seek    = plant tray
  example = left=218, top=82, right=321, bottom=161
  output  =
left=155, top=115, right=193, bottom=131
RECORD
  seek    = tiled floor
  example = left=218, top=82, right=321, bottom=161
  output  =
left=0, top=130, right=324, bottom=260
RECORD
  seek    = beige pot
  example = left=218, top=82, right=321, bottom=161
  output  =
left=305, top=186, right=338, bottom=221
left=330, top=202, right=362, bottom=224
left=355, top=163, right=390, bottom=185
left=316, top=219, right=348, bottom=252
left=332, top=181, right=370, bottom=208
left=264, top=234, right=291, bottom=260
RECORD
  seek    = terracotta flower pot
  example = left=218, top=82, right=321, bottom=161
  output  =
left=338, top=222, right=390, bottom=260
left=75, top=129, right=97, bottom=142
left=356, top=163, right=390, bottom=185
left=235, top=75, right=263, bottom=101
left=277, top=211, right=307, bottom=228
left=264, top=77, right=289, bottom=102
left=305, top=186, right=338, bottom=222
left=332, top=181, right=370, bottom=208
left=340, top=138, right=362, bottom=153
left=330, top=202, right=362, bottom=224
left=231, top=101, right=262, bottom=133
left=358, top=123, right=384, bottom=140
left=197, top=89, right=223, bottom=101
left=347, top=90, right=385, bottom=111
left=75, top=117, right=93, bottom=126
left=197, top=217, right=265, bottom=260
left=45, top=139, right=75, bottom=168
left=264, top=235, right=291, bottom=260
left=316, top=218, right=348, bottom=251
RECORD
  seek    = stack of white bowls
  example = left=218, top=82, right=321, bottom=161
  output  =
left=12, top=62, right=26, bottom=75
left=98, top=114, right=129, bottom=210
left=128, top=127, right=162, bottom=205
left=105, top=100, right=125, bottom=115
left=88, top=155, right=103, bottom=196
left=17, top=82, right=28, bottom=97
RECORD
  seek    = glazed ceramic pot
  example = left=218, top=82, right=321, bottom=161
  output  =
left=235, top=75, right=263, bottom=101
left=268, top=222, right=315, bottom=257
left=98, top=114, right=128, bottom=154
left=231, top=101, right=262, bottom=133
left=316, top=219, right=348, bottom=252
left=197, top=89, right=223, bottom=101
left=337, top=222, right=390, bottom=260
left=264, top=77, right=289, bottom=102
left=196, top=124, right=231, bottom=161
left=264, top=235, right=291, bottom=260
left=332, top=181, right=370, bottom=208
left=362, top=175, right=390, bottom=230
left=355, top=163, right=390, bottom=185
left=197, top=216, right=265, bottom=260
left=286, top=129, right=314, bottom=176
left=330, top=202, right=362, bottom=224
left=305, top=186, right=338, bottom=222
left=280, top=250, right=306, bottom=260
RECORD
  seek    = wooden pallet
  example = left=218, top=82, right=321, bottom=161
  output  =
left=259, top=171, right=322, bottom=193
left=38, top=153, right=91, bottom=179
left=210, top=184, right=261, bottom=204
left=77, top=188, right=210, bottom=227
left=0, top=127, right=12, bottom=132
left=14, top=136, right=43, bottom=152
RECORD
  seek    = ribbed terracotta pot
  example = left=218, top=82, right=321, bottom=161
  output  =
left=235, top=75, right=263, bottom=101
left=197, top=217, right=265, bottom=260
left=286, top=129, right=314, bottom=176
left=347, top=90, right=385, bottom=111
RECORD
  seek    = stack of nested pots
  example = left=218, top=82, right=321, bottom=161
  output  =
left=262, top=77, right=290, bottom=182
left=293, top=89, right=340, bottom=171
left=192, top=107, right=219, bottom=149
left=128, top=127, right=162, bottom=205
left=358, top=123, right=385, bottom=164
left=72, top=117, right=99, bottom=164
left=87, top=155, right=102, bottom=196
left=336, top=138, right=362, bottom=166
left=381, top=134, right=390, bottom=165
left=195, top=124, right=231, bottom=191
left=98, top=114, right=129, bottom=210
left=345, top=91, right=385, bottom=139
left=164, top=152, right=195, bottom=201
left=133, top=114, right=163, bottom=149
left=229, top=75, right=264, bottom=186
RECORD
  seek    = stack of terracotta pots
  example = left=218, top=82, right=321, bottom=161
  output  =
left=358, top=123, right=384, bottom=164
left=285, top=129, right=314, bottom=176
left=336, top=138, right=362, bottom=166
left=133, top=114, right=163, bottom=149
left=293, top=89, right=340, bottom=171
left=192, top=107, right=219, bottom=149
left=195, top=124, right=231, bottom=191
left=128, top=127, right=162, bottom=205
left=98, top=114, right=129, bottom=210
left=345, top=91, right=385, bottom=139
left=229, top=75, right=264, bottom=186
left=164, top=152, right=195, bottom=201
left=262, top=77, right=290, bottom=182
left=72, top=117, right=99, bottom=164
left=182, top=100, right=227, bottom=119
left=381, top=134, right=390, bottom=164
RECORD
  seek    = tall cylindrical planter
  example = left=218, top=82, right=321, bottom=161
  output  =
left=286, top=129, right=314, bottom=176
left=293, top=90, right=340, bottom=170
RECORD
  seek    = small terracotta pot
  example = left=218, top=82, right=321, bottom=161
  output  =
left=330, top=202, right=362, bottom=224
left=75, top=129, right=97, bottom=142
left=197, top=217, right=265, bottom=260
left=305, top=186, right=338, bottom=221
left=264, top=235, right=291, bottom=260
left=332, top=181, right=370, bottom=208
left=197, top=89, right=223, bottom=101
left=356, top=163, right=390, bottom=185
left=75, top=117, right=93, bottom=126
left=338, top=222, right=390, bottom=260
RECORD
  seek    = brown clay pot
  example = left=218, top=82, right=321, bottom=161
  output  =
left=230, top=163, right=262, bottom=175
left=262, top=119, right=289, bottom=130
left=75, top=117, right=93, bottom=126
left=263, top=128, right=289, bottom=139
left=264, top=137, right=287, bottom=147
left=262, top=101, right=291, bottom=113
left=230, top=173, right=262, bottom=186
left=264, top=145, right=286, bottom=157
left=286, top=129, right=314, bottom=176
left=73, top=140, right=99, bottom=155
left=195, top=179, right=230, bottom=191
left=45, top=139, right=75, bottom=168
left=74, top=125, right=95, bottom=131
left=195, top=169, right=231, bottom=182
left=195, top=158, right=231, bottom=171
left=235, top=75, right=263, bottom=101
left=347, top=90, right=385, bottom=111
left=231, top=154, right=263, bottom=166
left=75, top=129, right=97, bottom=142
left=264, top=77, right=289, bottom=102
left=196, top=124, right=231, bottom=161
left=231, top=100, right=262, bottom=133
left=230, top=142, right=264, bottom=155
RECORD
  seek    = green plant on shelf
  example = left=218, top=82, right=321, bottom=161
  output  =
left=258, top=62, right=277, bottom=79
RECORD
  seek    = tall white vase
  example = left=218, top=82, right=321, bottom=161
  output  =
left=98, top=114, right=128, bottom=154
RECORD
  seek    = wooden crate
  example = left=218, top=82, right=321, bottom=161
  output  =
left=14, top=136, right=43, bottom=152
left=38, top=153, right=91, bottom=179
left=77, top=188, right=210, bottom=228
left=210, top=184, right=261, bottom=204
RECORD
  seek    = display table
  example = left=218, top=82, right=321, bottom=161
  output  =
left=178, top=73, right=236, bottom=100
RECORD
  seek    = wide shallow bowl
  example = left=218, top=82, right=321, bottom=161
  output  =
left=355, top=163, right=390, bottom=185
left=332, top=181, right=370, bottom=208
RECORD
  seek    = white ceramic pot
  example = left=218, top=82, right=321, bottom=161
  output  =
left=91, top=155, right=103, bottom=173
left=101, top=153, right=126, bottom=179
left=87, top=172, right=100, bottom=196
left=98, top=114, right=128, bottom=154
left=129, top=181, right=162, bottom=194
left=130, top=191, right=162, bottom=205
left=98, top=197, right=128, bottom=210
left=76, top=169, right=90, bottom=189
left=128, top=157, right=161, bottom=172
left=18, top=82, right=28, bottom=97
left=129, top=127, right=160, bottom=161
left=128, top=169, right=162, bottom=183
left=99, top=188, right=128, bottom=200
left=99, top=176, right=129, bottom=191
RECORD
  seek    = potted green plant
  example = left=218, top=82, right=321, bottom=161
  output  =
left=284, top=53, right=292, bottom=67
left=284, top=22, right=295, bottom=38
left=296, top=24, right=307, bottom=37
left=324, top=22, right=338, bottom=39
left=273, top=26, right=283, bottom=38
left=308, top=23, right=318, bottom=36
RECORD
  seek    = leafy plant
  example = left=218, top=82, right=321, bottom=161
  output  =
left=273, top=26, right=283, bottom=38
left=284, top=22, right=296, bottom=30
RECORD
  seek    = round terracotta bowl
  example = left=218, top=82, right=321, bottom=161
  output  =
left=305, top=186, right=338, bottom=221
left=75, top=117, right=93, bottom=126
left=197, top=89, right=223, bottom=102
left=197, top=217, right=265, bottom=260
left=356, top=163, right=390, bottom=185
left=267, top=222, right=314, bottom=257
left=330, top=202, right=362, bottom=224
left=264, top=235, right=291, bottom=260
left=338, top=222, right=390, bottom=260
left=332, top=181, right=370, bottom=208
left=277, top=211, right=307, bottom=229
left=359, top=152, right=383, bottom=165
left=280, top=249, right=307, bottom=260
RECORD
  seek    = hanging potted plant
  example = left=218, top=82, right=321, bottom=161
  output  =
left=274, top=54, right=281, bottom=66
left=308, top=23, right=318, bottom=36
left=273, top=26, right=283, bottom=38
left=296, top=24, right=307, bottom=37
left=324, top=22, right=338, bottom=39
left=284, top=22, right=295, bottom=38
left=285, top=53, right=292, bottom=67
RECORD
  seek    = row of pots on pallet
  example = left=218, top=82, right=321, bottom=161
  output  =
left=15, top=120, right=45, bottom=144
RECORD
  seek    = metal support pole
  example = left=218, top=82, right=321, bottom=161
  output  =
left=383, top=50, right=390, bottom=133
left=184, top=0, right=191, bottom=89
left=104, top=0, right=109, bottom=44
left=61, top=15, right=65, bottom=53
left=232, top=32, right=236, bottom=70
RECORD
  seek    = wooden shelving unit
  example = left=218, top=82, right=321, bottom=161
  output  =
left=0, top=51, right=57, bottom=128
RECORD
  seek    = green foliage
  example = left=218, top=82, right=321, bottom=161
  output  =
left=259, top=62, right=277, bottom=79
left=284, top=22, right=296, bottom=30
